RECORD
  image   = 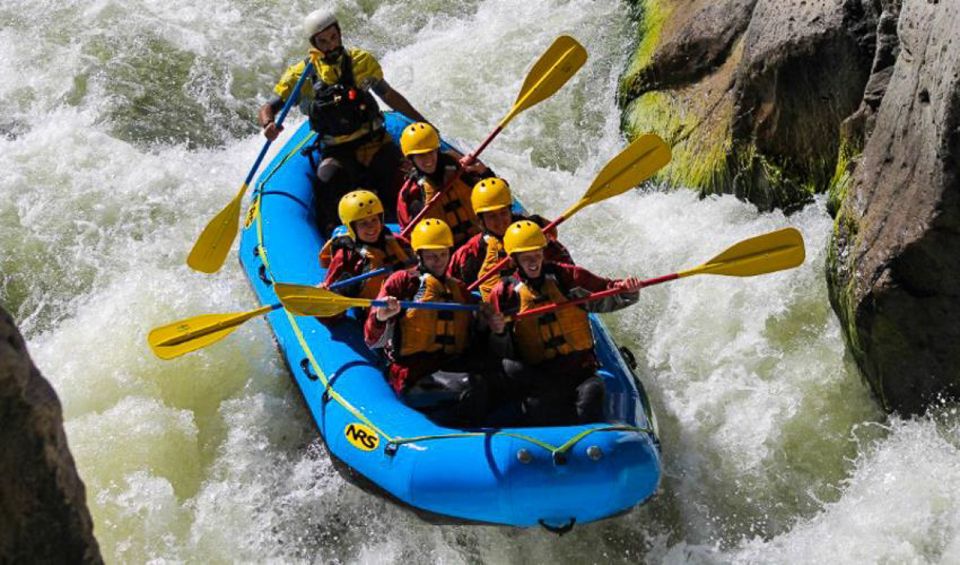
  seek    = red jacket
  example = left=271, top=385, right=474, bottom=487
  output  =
left=487, top=262, right=638, bottom=374
left=321, top=234, right=412, bottom=292
left=396, top=152, right=491, bottom=231
left=447, top=214, right=574, bottom=286
left=364, top=269, right=480, bottom=392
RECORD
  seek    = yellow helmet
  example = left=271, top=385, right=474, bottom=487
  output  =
left=338, top=190, right=383, bottom=239
left=471, top=177, right=512, bottom=214
left=410, top=219, right=454, bottom=251
left=503, top=220, right=547, bottom=255
left=400, top=122, right=440, bottom=156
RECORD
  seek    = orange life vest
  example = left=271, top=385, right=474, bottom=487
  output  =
left=398, top=273, right=472, bottom=357
left=477, top=233, right=510, bottom=301
left=418, top=168, right=481, bottom=246
left=320, top=235, right=410, bottom=299
left=514, top=274, right=594, bottom=365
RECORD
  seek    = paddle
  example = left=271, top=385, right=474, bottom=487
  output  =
left=399, top=35, right=587, bottom=239
left=186, top=62, right=315, bottom=274
left=150, top=227, right=802, bottom=359
left=274, top=283, right=479, bottom=317
left=148, top=305, right=280, bottom=360
left=512, top=227, right=806, bottom=320
left=467, top=133, right=672, bottom=291
left=147, top=261, right=400, bottom=360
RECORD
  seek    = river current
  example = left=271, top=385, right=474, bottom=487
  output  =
left=2, top=0, right=959, bottom=563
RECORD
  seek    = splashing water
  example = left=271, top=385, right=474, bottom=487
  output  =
left=3, top=0, right=958, bottom=562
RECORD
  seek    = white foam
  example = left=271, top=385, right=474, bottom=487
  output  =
left=5, top=0, right=958, bottom=562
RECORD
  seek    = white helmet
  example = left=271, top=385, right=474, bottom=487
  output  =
left=303, top=9, right=338, bottom=41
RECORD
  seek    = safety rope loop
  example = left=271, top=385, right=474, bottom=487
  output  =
left=366, top=426, right=656, bottom=457
left=554, top=425, right=651, bottom=454
left=388, top=432, right=486, bottom=448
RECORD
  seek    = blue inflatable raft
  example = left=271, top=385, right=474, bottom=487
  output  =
left=237, top=113, right=662, bottom=531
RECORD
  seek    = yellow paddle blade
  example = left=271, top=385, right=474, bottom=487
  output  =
left=680, top=228, right=806, bottom=278
left=274, top=283, right=373, bottom=317
left=559, top=134, right=671, bottom=218
left=148, top=305, right=274, bottom=360
left=585, top=134, right=672, bottom=200
left=500, top=35, right=587, bottom=127
left=187, top=183, right=246, bottom=274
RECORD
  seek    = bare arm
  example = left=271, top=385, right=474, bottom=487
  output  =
left=373, top=80, right=427, bottom=123
left=258, top=98, right=284, bottom=141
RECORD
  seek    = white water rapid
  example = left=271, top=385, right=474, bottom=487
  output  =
left=2, top=0, right=959, bottom=562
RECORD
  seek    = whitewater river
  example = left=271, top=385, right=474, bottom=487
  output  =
left=2, top=0, right=959, bottom=562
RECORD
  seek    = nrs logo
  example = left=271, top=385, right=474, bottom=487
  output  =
left=344, top=423, right=379, bottom=451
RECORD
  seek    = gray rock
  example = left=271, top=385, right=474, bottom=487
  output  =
left=623, top=0, right=758, bottom=96
left=827, top=0, right=960, bottom=414
left=620, top=0, right=884, bottom=211
left=729, top=0, right=878, bottom=211
left=0, top=307, right=102, bottom=563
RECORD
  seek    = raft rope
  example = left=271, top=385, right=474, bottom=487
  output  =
left=250, top=131, right=657, bottom=458
left=383, top=425, right=654, bottom=457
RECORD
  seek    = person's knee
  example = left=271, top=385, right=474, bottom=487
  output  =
left=576, top=375, right=606, bottom=423
left=317, top=157, right=343, bottom=183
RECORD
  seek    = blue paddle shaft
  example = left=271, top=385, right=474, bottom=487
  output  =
left=243, top=62, right=314, bottom=186
left=328, top=265, right=394, bottom=290
left=374, top=300, right=479, bottom=312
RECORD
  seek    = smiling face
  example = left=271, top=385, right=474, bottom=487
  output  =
left=479, top=207, right=512, bottom=238
left=411, top=150, right=439, bottom=174
left=420, top=249, right=450, bottom=277
left=353, top=215, right=382, bottom=244
left=515, top=249, right=545, bottom=278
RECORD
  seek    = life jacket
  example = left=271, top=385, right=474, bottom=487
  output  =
left=320, top=235, right=411, bottom=299
left=307, top=51, right=383, bottom=145
left=412, top=156, right=481, bottom=246
left=476, top=233, right=510, bottom=300
left=398, top=273, right=471, bottom=357
left=513, top=273, right=594, bottom=365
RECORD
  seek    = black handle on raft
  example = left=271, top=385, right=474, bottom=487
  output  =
left=538, top=518, right=576, bottom=536
left=300, top=358, right=318, bottom=381
left=258, top=264, right=271, bottom=285
left=619, top=345, right=638, bottom=370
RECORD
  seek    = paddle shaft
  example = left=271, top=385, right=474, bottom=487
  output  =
left=328, top=267, right=391, bottom=290
left=380, top=300, right=479, bottom=312
left=324, top=260, right=415, bottom=290
left=466, top=212, right=570, bottom=292
left=397, top=135, right=493, bottom=240
left=398, top=37, right=585, bottom=239
left=513, top=273, right=676, bottom=320
left=242, top=62, right=314, bottom=186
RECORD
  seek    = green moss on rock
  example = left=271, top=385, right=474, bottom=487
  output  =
left=624, top=90, right=733, bottom=192
left=619, top=0, right=671, bottom=103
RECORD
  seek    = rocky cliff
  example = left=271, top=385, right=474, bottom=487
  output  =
left=0, top=306, right=102, bottom=563
left=620, top=0, right=880, bottom=211
left=827, top=0, right=960, bottom=414
left=621, top=0, right=960, bottom=414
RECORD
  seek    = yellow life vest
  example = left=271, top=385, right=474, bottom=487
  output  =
left=320, top=235, right=410, bottom=299
left=419, top=169, right=481, bottom=246
left=274, top=48, right=386, bottom=146
left=514, top=275, right=594, bottom=365
left=477, top=234, right=510, bottom=301
left=398, top=273, right=471, bottom=357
